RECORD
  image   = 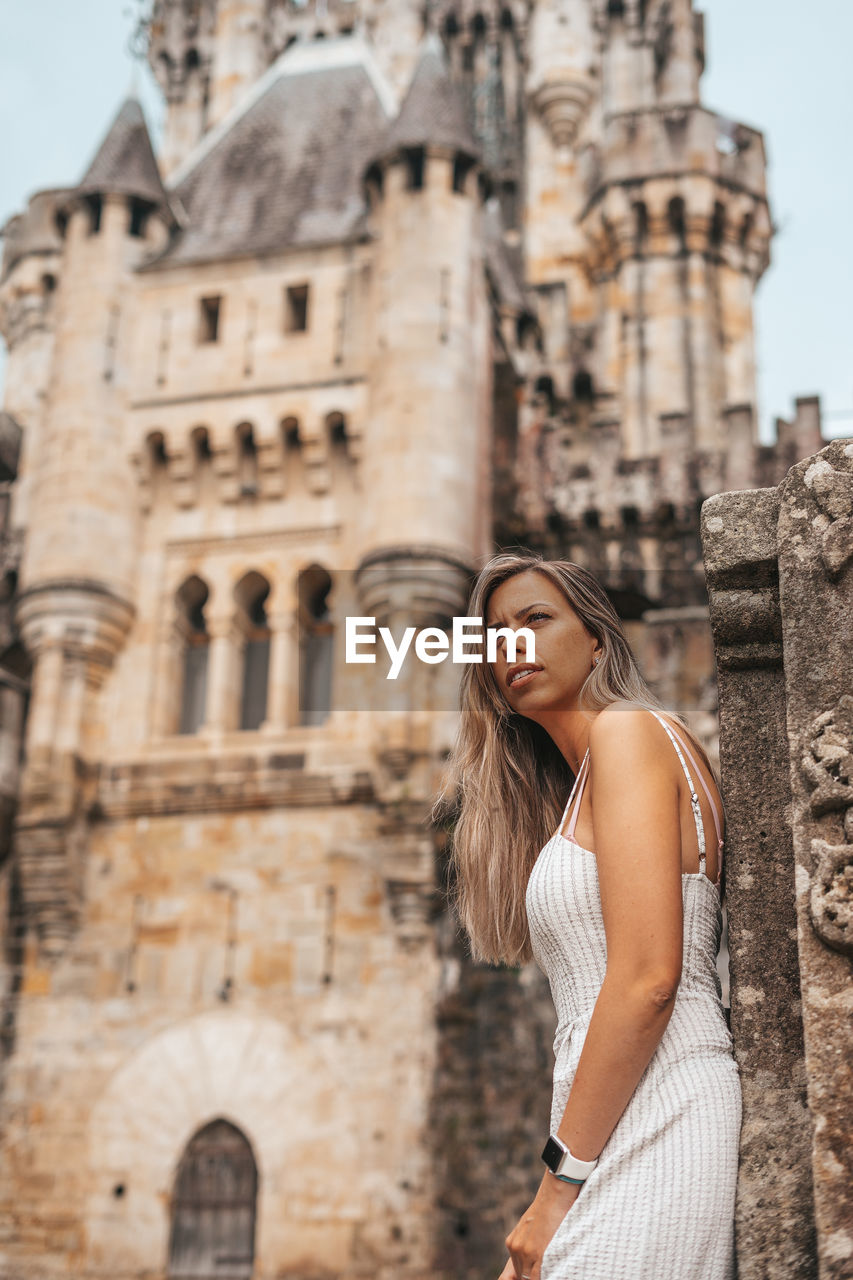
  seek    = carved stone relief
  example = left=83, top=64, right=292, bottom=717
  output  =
left=802, top=695, right=853, bottom=956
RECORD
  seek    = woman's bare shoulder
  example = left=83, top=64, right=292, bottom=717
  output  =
left=589, top=701, right=663, bottom=740
left=588, top=705, right=686, bottom=785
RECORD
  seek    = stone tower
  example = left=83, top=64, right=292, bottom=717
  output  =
left=356, top=37, right=491, bottom=626
left=0, top=3, right=830, bottom=1278
left=13, top=101, right=175, bottom=958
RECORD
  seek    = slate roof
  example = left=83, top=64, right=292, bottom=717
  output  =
left=156, top=57, right=391, bottom=267
left=77, top=98, right=172, bottom=213
left=376, top=35, right=480, bottom=165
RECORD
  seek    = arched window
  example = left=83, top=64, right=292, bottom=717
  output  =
left=668, top=196, right=687, bottom=252
left=129, top=197, right=151, bottom=238
left=710, top=200, right=726, bottom=250
left=516, top=312, right=541, bottom=353
left=176, top=576, right=210, bottom=735
left=633, top=200, right=649, bottom=253
left=235, top=572, right=271, bottom=732
left=235, top=422, right=258, bottom=498
left=281, top=416, right=302, bottom=489
left=572, top=369, right=595, bottom=403
left=404, top=146, right=426, bottom=192
left=298, top=565, right=333, bottom=727
left=85, top=193, right=102, bottom=236
left=168, top=1119, right=257, bottom=1280
left=326, top=411, right=351, bottom=473
left=146, top=430, right=169, bottom=501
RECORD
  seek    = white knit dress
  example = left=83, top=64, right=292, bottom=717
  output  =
left=525, top=710, right=741, bottom=1280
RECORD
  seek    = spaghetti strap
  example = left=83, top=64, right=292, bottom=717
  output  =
left=565, top=750, right=590, bottom=842
left=647, top=711, right=724, bottom=886
left=558, top=748, right=589, bottom=841
left=556, top=714, right=725, bottom=886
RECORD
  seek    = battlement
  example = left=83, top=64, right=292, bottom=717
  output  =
left=511, top=394, right=830, bottom=603
left=133, top=411, right=360, bottom=509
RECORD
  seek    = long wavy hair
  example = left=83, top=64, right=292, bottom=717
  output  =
left=432, top=552, right=720, bottom=967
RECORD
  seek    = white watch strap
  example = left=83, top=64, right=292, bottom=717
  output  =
left=555, top=1143, right=598, bottom=1180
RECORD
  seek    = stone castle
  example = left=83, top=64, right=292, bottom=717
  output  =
left=0, top=0, right=832, bottom=1276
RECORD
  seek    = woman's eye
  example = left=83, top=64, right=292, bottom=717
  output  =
left=527, top=612, right=550, bottom=622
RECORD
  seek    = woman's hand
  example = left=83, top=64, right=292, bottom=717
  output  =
left=499, top=1172, right=581, bottom=1279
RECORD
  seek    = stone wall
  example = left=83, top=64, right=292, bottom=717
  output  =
left=0, top=798, right=441, bottom=1279
left=701, top=437, right=853, bottom=1280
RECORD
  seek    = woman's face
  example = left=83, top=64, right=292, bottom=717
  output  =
left=484, top=569, right=601, bottom=722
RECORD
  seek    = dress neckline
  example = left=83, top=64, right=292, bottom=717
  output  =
left=553, top=831, right=720, bottom=891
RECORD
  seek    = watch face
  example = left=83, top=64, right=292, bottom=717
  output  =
left=541, top=1135, right=567, bottom=1172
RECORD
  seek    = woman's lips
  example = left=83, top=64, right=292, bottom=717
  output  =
left=508, top=668, right=541, bottom=690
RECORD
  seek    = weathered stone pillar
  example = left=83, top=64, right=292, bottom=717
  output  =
left=201, top=617, right=239, bottom=737
left=261, top=611, right=297, bottom=733
left=701, top=437, right=853, bottom=1280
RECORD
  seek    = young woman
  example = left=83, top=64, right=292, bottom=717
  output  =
left=435, top=552, right=741, bottom=1280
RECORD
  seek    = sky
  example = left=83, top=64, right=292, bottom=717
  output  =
left=0, top=0, right=850, bottom=445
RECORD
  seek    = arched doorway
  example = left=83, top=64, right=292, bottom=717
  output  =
left=168, top=1119, right=258, bottom=1279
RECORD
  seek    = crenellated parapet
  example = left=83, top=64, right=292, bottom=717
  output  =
left=0, top=190, right=68, bottom=350
left=510, top=391, right=831, bottom=606
left=579, top=107, right=771, bottom=276
left=131, top=410, right=361, bottom=510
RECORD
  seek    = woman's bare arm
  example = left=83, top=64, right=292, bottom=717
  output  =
left=554, top=703, right=684, bottom=1160
left=502, top=705, right=686, bottom=1278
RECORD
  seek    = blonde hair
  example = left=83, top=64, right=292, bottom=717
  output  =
left=432, top=552, right=719, bottom=967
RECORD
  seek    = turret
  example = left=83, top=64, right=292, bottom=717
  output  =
left=596, top=0, right=703, bottom=115
left=14, top=99, right=175, bottom=955
left=527, top=0, right=596, bottom=150
left=577, top=0, right=772, bottom=460
left=147, top=0, right=217, bottom=176
left=146, top=0, right=430, bottom=176
left=207, top=0, right=268, bottom=128
left=356, top=36, right=491, bottom=629
left=0, top=189, right=68, bottom=531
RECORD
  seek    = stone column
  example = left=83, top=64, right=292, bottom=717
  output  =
left=151, top=615, right=185, bottom=738
left=54, top=653, right=89, bottom=755
left=701, top=437, right=853, bottom=1279
left=25, top=641, right=63, bottom=762
left=261, top=610, right=297, bottom=734
left=774, top=441, right=853, bottom=1279
left=202, top=616, right=239, bottom=737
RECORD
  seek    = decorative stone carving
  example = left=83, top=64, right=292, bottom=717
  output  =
left=801, top=696, right=853, bottom=817
left=809, top=838, right=853, bottom=957
left=804, top=456, right=853, bottom=580
left=700, top=445, right=853, bottom=1279
left=801, top=697, right=853, bottom=956
left=531, top=78, right=594, bottom=149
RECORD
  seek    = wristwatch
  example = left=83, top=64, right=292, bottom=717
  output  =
left=541, top=1133, right=599, bottom=1184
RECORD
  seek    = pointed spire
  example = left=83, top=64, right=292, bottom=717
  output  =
left=76, top=98, right=173, bottom=216
left=373, top=34, right=481, bottom=166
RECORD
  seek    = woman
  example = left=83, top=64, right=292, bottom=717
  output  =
left=435, top=552, right=741, bottom=1280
